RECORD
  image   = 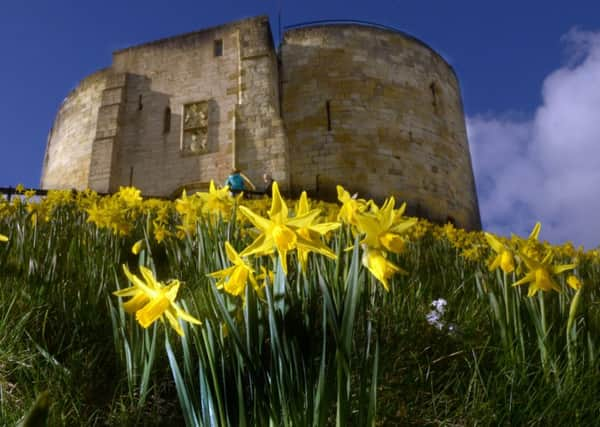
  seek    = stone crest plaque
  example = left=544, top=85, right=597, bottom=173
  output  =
left=181, top=101, right=209, bottom=154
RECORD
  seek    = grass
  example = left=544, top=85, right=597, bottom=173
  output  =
left=1, top=190, right=599, bottom=426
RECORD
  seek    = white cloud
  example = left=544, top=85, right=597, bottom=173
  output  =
left=468, top=28, right=600, bottom=249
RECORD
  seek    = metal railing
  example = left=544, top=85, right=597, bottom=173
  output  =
left=0, top=186, right=268, bottom=201
left=0, top=187, right=116, bottom=201
left=0, top=187, right=48, bottom=201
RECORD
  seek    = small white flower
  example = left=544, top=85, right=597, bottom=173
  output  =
left=431, top=298, right=447, bottom=314
left=426, top=298, right=448, bottom=330
left=426, top=310, right=444, bottom=330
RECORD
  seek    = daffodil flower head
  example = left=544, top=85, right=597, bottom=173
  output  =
left=239, top=182, right=338, bottom=274
left=209, top=242, right=260, bottom=297
left=336, top=185, right=368, bottom=227
left=362, top=247, right=406, bottom=291
left=175, top=189, right=204, bottom=236
left=0, top=233, right=8, bottom=242
left=567, top=275, right=582, bottom=291
left=484, top=232, right=516, bottom=274
left=257, top=266, right=274, bottom=288
left=528, top=221, right=541, bottom=240
left=153, top=221, right=172, bottom=243
left=407, top=219, right=430, bottom=241
left=117, top=186, right=143, bottom=208
left=85, top=202, right=105, bottom=226
left=198, top=180, right=237, bottom=217
left=132, top=239, right=144, bottom=255
left=293, top=191, right=341, bottom=271
left=512, top=251, right=576, bottom=296
left=114, top=264, right=201, bottom=336
left=296, top=191, right=311, bottom=216
left=513, top=222, right=545, bottom=264
left=355, top=197, right=416, bottom=255
left=175, top=189, right=192, bottom=215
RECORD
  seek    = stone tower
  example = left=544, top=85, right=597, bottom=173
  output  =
left=41, top=15, right=480, bottom=230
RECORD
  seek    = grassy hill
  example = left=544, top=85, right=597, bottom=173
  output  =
left=1, top=185, right=599, bottom=426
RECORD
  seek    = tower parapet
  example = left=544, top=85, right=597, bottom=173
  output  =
left=281, top=21, right=480, bottom=229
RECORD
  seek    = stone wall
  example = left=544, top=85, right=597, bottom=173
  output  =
left=41, top=69, right=109, bottom=190
left=42, top=15, right=290, bottom=197
left=88, top=72, right=128, bottom=192
left=107, top=18, right=251, bottom=196
left=281, top=25, right=480, bottom=230
left=40, top=17, right=480, bottom=229
left=234, top=17, right=289, bottom=191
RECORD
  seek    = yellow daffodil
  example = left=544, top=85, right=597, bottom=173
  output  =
left=198, top=180, right=238, bottom=217
left=132, top=239, right=144, bottom=255
left=175, top=189, right=197, bottom=216
left=117, top=186, right=143, bottom=207
left=85, top=203, right=106, bottom=227
left=0, top=233, right=8, bottom=242
left=362, top=248, right=406, bottom=291
left=354, top=197, right=417, bottom=255
left=484, top=232, right=516, bottom=273
left=528, top=221, right=541, bottom=240
left=406, top=219, right=431, bottom=241
left=512, top=252, right=576, bottom=296
left=114, top=265, right=201, bottom=336
left=175, top=189, right=203, bottom=236
left=295, top=191, right=341, bottom=271
left=346, top=196, right=415, bottom=289
left=516, top=222, right=545, bottom=262
left=209, top=242, right=260, bottom=297
left=154, top=204, right=171, bottom=223
left=567, top=275, right=582, bottom=291
left=336, top=185, right=368, bottom=227
left=238, top=182, right=337, bottom=274
left=26, top=201, right=49, bottom=224
left=256, top=266, right=274, bottom=288
left=84, top=195, right=139, bottom=236
left=153, top=222, right=172, bottom=243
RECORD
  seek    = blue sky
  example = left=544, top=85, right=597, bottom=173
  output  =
left=1, top=1, right=599, bottom=248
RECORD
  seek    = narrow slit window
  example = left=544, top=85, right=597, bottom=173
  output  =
left=138, top=94, right=143, bottom=111
left=429, top=82, right=438, bottom=112
left=214, top=39, right=223, bottom=57
left=163, top=107, right=171, bottom=134
left=326, top=100, right=332, bottom=131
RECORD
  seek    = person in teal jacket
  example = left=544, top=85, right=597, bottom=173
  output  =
left=225, top=168, right=256, bottom=195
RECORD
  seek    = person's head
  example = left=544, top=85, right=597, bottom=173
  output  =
left=231, top=168, right=240, bottom=175
left=263, top=173, right=272, bottom=182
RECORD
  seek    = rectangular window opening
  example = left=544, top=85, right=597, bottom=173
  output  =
left=326, top=100, right=332, bottom=131
left=429, top=82, right=438, bottom=113
left=214, top=39, right=223, bottom=57
left=163, top=107, right=171, bottom=134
